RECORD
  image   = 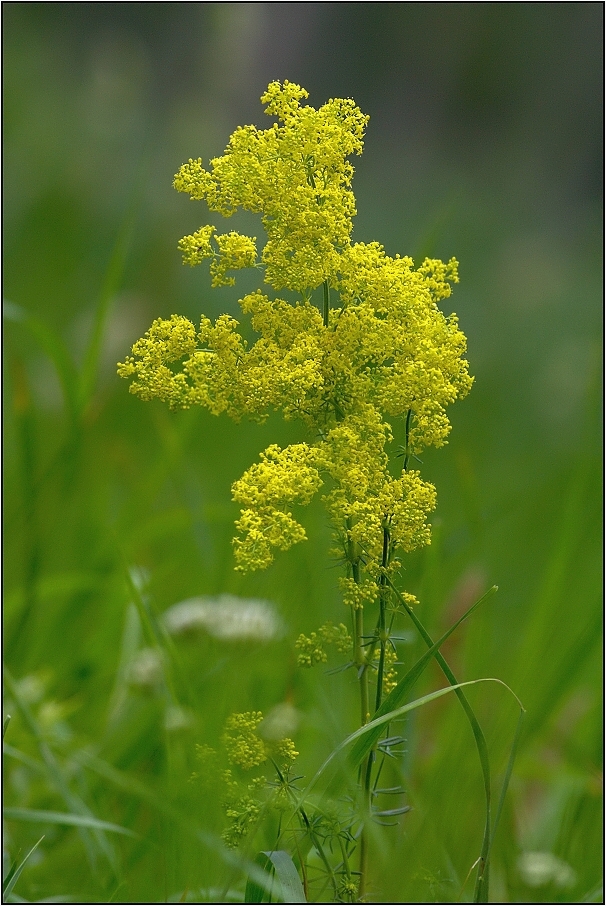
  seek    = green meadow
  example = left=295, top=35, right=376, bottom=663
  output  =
left=3, top=6, right=602, bottom=903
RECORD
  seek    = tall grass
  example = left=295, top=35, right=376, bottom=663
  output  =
left=3, top=8, right=602, bottom=901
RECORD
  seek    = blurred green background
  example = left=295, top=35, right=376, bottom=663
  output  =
left=3, top=3, right=602, bottom=903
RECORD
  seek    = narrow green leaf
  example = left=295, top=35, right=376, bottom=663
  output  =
left=373, top=806, right=411, bottom=817
left=263, top=851, right=306, bottom=904
left=3, top=807, right=137, bottom=837
left=384, top=579, right=496, bottom=903
left=3, top=667, right=118, bottom=871
left=3, top=713, right=11, bottom=740
left=2, top=835, right=45, bottom=899
left=487, top=707, right=526, bottom=859
left=245, top=851, right=306, bottom=904
left=3, top=301, right=80, bottom=423
left=245, top=852, right=275, bottom=904
left=304, top=678, right=520, bottom=799
left=296, top=671, right=523, bottom=905
left=348, top=585, right=498, bottom=769
left=3, top=743, right=46, bottom=774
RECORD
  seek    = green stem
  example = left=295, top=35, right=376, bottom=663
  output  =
left=323, top=280, right=330, bottom=328
left=338, top=834, right=352, bottom=883
left=272, top=755, right=338, bottom=899
left=358, top=524, right=390, bottom=902
left=296, top=803, right=337, bottom=900
left=353, top=606, right=368, bottom=726
left=358, top=816, right=368, bottom=903
left=374, top=525, right=391, bottom=713
left=403, top=408, right=412, bottom=471
left=347, top=521, right=369, bottom=727
left=346, top=518, right=370, bottom=900
left=355, top=579, right=370, bottom=901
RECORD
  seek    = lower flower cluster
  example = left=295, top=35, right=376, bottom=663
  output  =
left=192, top=710, right=299, bottom=849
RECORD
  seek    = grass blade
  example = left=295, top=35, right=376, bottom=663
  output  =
left=385, top=577, right=495, bottom=903
left=3, top=808, right=137, bottom=837
left=488, top=706, right=526, bottom=859
left=2, top=835, right=45, bottom=899
left=304, top=679, right=521, bottom=800
left=3, top=743, right=46, bottom=774
left=3, top=667, right=118, bottom=874
left=245, top=851, right=306, bottom=904
left=3, top=301, right=80, bottom=424
left=347, top=585, right=498, bottom=769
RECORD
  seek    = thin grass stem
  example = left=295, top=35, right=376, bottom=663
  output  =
left=384, top=576, right=492, bottom=903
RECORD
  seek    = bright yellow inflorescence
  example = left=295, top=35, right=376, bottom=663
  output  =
left=216, top=710, right=299, bottom=847
left=295, top=621, right=353, bottom=668
left=118, top=81, right=473, bottom=583
left=222, top=711, right=267, bottom=770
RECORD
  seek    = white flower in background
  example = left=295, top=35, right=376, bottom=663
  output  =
left=164, top=705, right=194, bottom=732
left=14, top=673, right=47, bottom=705
left=163, top=595, right=283, bottom=642
left=128, top=647, right=164, bottom=689
left=258, top=702, right=300, bottom=740
left=518, top=851, right=577, bottom=889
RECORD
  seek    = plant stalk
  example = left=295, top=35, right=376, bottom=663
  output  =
left=374, top=525, right=391, bottom=712
left=323, top=280, right=330, bottom=327
left=347, top=526, right=370, bottom=901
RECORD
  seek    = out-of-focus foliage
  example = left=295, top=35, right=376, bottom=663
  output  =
left=3, top=5, right=602, bottom=903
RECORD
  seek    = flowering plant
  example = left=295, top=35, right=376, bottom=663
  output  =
left=119, top=82, right=520, bottom=904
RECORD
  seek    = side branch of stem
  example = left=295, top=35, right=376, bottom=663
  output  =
left=323, top=280, right=330, bottom=328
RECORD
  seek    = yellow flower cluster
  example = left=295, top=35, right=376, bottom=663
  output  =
left=117, top=314, right=197, bottom=409
left=295, top=621, right=352, bottom=668
left=231, top=443, right=323, bottom=570
left=391, top=591, right=419, bottom=613
left=339, top=577, right=379, bottom=611
left=340, top=879, right=359, bottom=900
left=118, top=81, right=473, bottom=582
left=222, top=711, right=267, bottom=770
left=217, top=710, right=299, bottom=846
left=221, top=710, right=299, bottom=771
left=275, top=737, right=299, bottom=768
left=377, top=645, right=399, bottom=696
left=176, top=226, right=257, bottom=286
left=221, top=769, right=263, bottom=848
left=174, top=80, right=367, bottom=292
